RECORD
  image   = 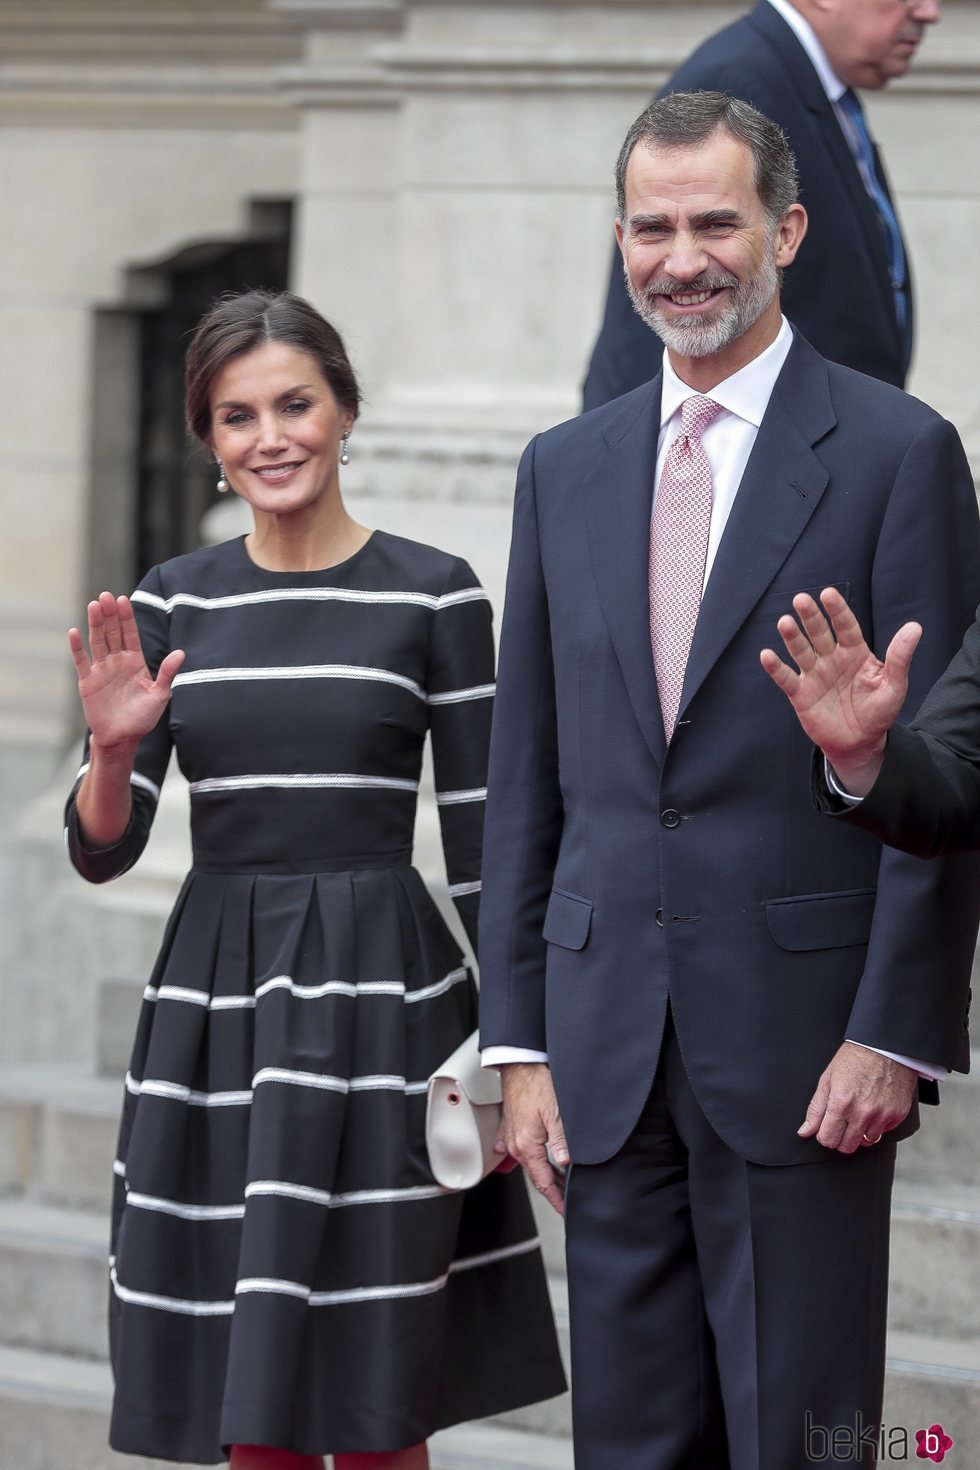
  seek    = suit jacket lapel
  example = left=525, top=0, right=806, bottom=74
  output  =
left=678, top=335, right=835, bottom=720
left=583, top=378, right=668, bottom=765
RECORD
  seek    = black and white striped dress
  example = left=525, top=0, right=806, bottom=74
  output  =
left=65, top=531, right=565, bottom=1464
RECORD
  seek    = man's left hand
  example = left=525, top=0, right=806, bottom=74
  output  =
left=798, top=1042, right=917, bottom=1154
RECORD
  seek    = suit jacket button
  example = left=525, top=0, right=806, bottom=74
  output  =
left=655, top=908, right=664, bottom=927
left=661, top=809, right=680, bottom=828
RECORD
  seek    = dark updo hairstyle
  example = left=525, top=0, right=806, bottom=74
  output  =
left=184, top=289, right=362, bottom=446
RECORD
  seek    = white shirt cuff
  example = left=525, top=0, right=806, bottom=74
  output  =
left=825, top=756, right=864, bottom=805
left=845, top=1039, right=948, bottom=1082
left=481, top=1045, right=549, bottom=1068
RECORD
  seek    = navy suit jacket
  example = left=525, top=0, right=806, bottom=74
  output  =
left=480, top=333, right=980, bottom=1167
left=582, top=1, right=912, bottom=408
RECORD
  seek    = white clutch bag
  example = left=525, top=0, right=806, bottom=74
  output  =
left=426, top=1030, right=503, bottom=1190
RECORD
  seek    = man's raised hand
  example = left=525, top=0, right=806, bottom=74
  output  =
left=760, top=588, right=921, bottom=796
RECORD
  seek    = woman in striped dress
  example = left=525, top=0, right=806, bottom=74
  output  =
left=65, top=290, right=565, bottom=1468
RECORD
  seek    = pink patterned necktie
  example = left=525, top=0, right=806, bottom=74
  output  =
left=649, top=394, right=722, bottom=740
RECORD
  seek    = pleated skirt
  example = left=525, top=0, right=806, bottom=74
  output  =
left=108, top=864, right=566, bottom=1462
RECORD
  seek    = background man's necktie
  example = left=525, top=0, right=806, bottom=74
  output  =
left=649, top=394, right=722, bottom=740
left=836, top=88, right=908, bottom=335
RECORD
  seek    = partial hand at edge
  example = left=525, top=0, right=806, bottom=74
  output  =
left=798, top=1041, right=917, bottom=1154
left=495, top=1063, right=569, bottom=1215
left=759, top=588, right=921, bottom=796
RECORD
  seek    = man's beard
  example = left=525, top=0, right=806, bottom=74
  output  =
left=625, top=248, right=779, bottom=358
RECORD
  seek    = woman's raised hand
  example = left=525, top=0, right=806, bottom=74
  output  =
left=68, top=593, right=185, bottom=751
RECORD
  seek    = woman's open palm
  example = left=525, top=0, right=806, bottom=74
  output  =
left=68, top=592, right=184, bottom=748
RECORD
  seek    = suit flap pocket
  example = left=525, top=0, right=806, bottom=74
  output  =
left=749, top=581, right=852, bottom=626
left=764, top=888, right=876, bottom=952
left=542, top=889, right=593, bottom=951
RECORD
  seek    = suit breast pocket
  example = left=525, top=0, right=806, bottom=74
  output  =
left=542, top=888, right=594, bottom=951
left=747, top=581, right=852, bottom=626
left=764, top=888, right=876, bottom=952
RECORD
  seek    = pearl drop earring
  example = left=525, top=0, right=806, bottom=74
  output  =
left=215, top=459, right=229, bottom=494
left=340, top=434, right=351, bottom=467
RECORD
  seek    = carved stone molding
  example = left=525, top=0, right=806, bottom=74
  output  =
left=0, top=1, right=303, bottom=126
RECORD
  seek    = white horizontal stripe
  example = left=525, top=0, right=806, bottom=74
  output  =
left=110, top=1236, right=541, bottom=1320
left=427, top=683, right=495, bottom=706
left=141, top=967, right=468, bottom=1013
left=189, top=773, right=419, bottom=796
left=244, top=1180, right=448, bottom=1208
left=75, top=762, right=161, bottom=802
left=110, top=1267, right=234, bottom=1317
left=126, top=1191, right=245, bottom=1222
left=254, top=1067, right=427, bottom=1096
left=125, top=1068, right=429, bottom=1107
left=448, top=880, right=482, bottom=899
left=125, top=1072, right=253, bottom=1107
left=252, top=1067, right=348, bottom=1094
left=112, top=1159, right=126, bottom=1178
left=435, top=787, right=488, bottom=806
left=348, top=1074, right=427, bottom=1093
left=117, top=1180, right=447, bottom=1224
left=449, top=1237, right=540, bottom=1274
left=131, top=586, right=488, bottom=614
left=154, top=984, right=210, bottom=1007
left=237, top=1276, right=312, bottom=1302
left=256, top=976, right=398, bottom=1002
left=437, top=588, right=488, bottom=609
left=313, top=1276, right=447, bottom=1304
left=331, top=1184, right=448, bottom=1207
left=404, top=967, right=469, bottom=1003
left=173, top=664, right=425, bottom=701
left=235, top=1237, right=541, bottom=1308
left=237, top=1274, right=447, bottom=1306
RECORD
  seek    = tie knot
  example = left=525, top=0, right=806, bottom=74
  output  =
left=680, top=395, right=722, bottom=441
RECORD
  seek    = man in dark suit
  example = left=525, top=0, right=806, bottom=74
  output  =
left=479, top=91, right=979, bottom=1470
left=763, top=587, right=980, bottom=857
left=582, top=0, right=942, bottom=409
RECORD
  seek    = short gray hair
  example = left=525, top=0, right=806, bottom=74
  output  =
left=615, top=90, right=799, bottom=226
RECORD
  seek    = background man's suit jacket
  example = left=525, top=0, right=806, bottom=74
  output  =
left=815, top=615, right=980, bottom=857
left=480, top=333, right=980, bottom=1167
left=582, top=1, right=911, bottom=409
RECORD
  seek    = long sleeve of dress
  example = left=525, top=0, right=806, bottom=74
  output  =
left=64, top=565, right=175, bottom=884
left=427, top=557, right=495, bottom=958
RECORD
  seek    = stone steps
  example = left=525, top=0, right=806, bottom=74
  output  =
left=889, top=1182, right=980, bottom=1338
left=882, top=1331, right=980, bottom=1447
left=0, top=1343, right=574, bottom=1470
left=0, top=1064, right=120, bottom=1212
left=895, top=1071, right=980, bottom=1190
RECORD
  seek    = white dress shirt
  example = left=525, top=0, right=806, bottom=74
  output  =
left=765, top=0, right=847, bottom=105
left=484, top=319, right=943, bottom=1080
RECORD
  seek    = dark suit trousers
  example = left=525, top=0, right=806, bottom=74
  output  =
left=564, top=1016, right=896, bottom=1469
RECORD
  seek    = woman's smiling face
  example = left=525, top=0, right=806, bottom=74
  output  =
left=208, top=340, right=354, bottom=520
